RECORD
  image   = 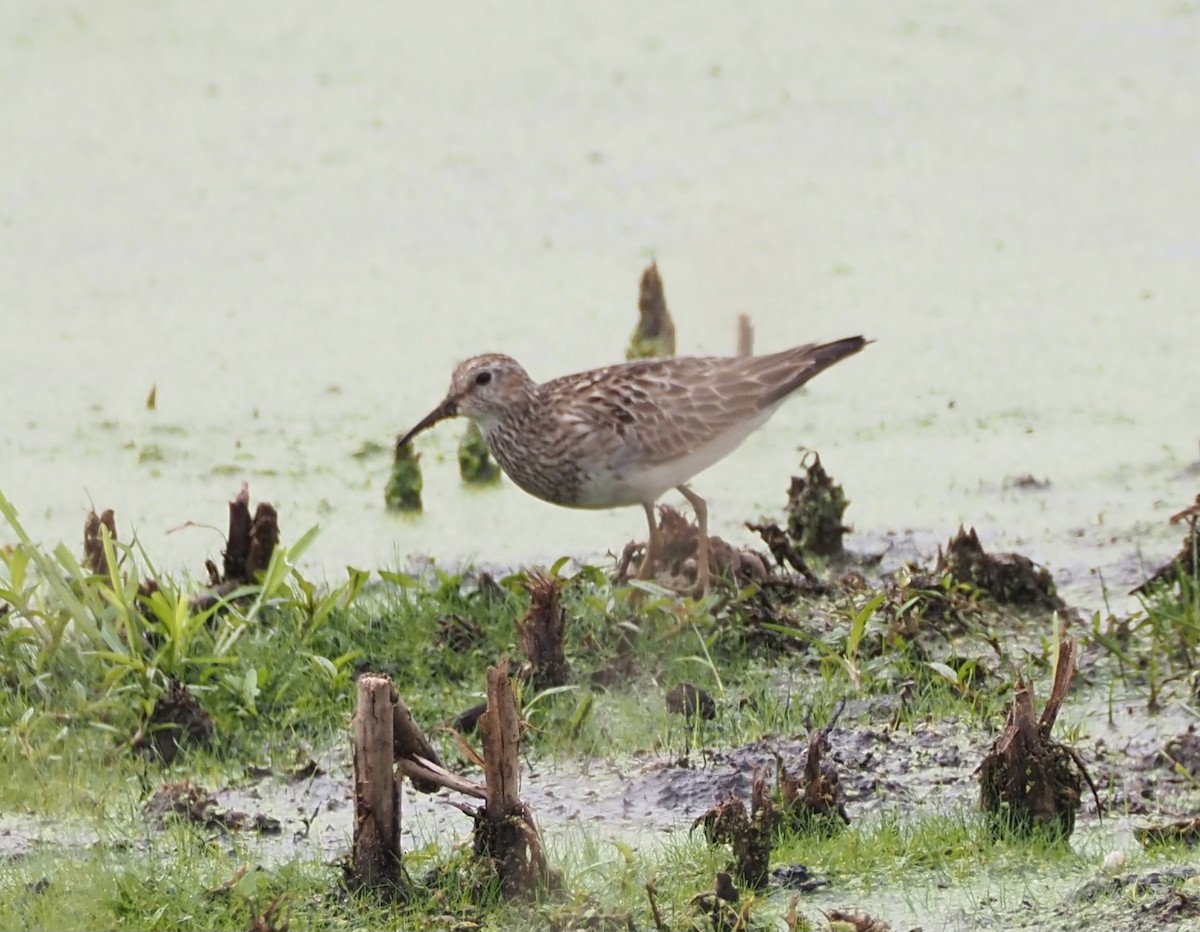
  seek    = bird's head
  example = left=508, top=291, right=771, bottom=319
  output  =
left=397, top=354, right=534, bottom=449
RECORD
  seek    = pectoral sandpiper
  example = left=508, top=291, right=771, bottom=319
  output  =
left=398, top=336, right=867, bottom=594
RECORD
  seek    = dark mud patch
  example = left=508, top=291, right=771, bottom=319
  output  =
left=666, top=682, right=717, bottom=721
left=1027, top=867, right=1200, bottom=932
left=144, top=780, right=281, bottom=834
left=5, top=697, right=1199, bottom=931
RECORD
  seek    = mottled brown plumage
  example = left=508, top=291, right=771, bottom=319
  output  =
left=399, top=336, right=867, bottom=593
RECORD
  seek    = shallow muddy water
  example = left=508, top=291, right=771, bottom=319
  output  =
left=3, top=683, right=1194, bottom=931
left=3, top=2, right=1199, bottom=612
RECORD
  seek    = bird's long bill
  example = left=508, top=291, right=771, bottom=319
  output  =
left=396, top=398, right=458, bottom=450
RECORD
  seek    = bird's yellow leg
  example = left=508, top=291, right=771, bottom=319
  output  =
left=677, top=485, right=711, bottom=596
left=636, top=502, right=661, bottom=580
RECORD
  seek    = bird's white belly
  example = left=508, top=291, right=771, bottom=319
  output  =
left=572, top=412, right=774, bottom=508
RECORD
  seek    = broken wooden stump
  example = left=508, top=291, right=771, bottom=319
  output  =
left=516, top=572, right=570, bottom=689
left=471, top=659, right=553, bottom=895
left=351, top=675, right=403, bottom=893
left=392, top=693, right=446, bottom=795
left=978, top=638, right=1098, bottom=839
left=626, top=260, right=676, bottom=360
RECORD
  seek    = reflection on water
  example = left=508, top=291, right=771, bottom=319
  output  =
left=2, top=2, right=1198, bottom=613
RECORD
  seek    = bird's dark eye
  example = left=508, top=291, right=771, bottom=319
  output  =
left=474, top=370, right=492, bottom=387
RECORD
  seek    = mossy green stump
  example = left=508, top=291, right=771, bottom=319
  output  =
left=385, top=440, right=423, bottom=512
left=458, top=421, right=501, bottom=485
left=786, top=452, right=849, bottom=558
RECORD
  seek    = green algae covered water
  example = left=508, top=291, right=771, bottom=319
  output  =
left=3, top=2, right=1198, bottom=613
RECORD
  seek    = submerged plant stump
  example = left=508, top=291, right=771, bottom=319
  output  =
left=458, top=421, right=501, bottom=485
left=192, top=484, right=282, bottom=611
left=220, top=483, right=280, bottom=584
left=786, top=452, right=849, bottom=558
left=472, top=660, right=552, bottom=896
left=516, top=572, right=569, bottom=689
left=83, top=508, right=118, bottom=576
left=775, top=710, right=851, bottom=835
left=351, top=675, right=403, bottom=893
left=385, top=440, right=423, bottom=512
left=626, top=260, right=676, bottom=360
left=746, top=520, right=821, bottom=586
left=936, top=526, right=1067, bottom=612
left=978, top=638, right=1097, bottom=839
left=131, top=678, right=215, bottom=764
left=618, top=505, right=769, bottom=592
left=693, top=768, right=779, bottom=889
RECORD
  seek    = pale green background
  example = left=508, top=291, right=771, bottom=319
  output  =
left=3, top=2, right=1198, bottom=608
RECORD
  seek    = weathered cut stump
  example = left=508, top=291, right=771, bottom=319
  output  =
left=192, top=485, right=281, bottom=612
left=472, top=660, right=551, bottom=896
left=392, top=693, right=445, bottom=795
left=978, top=638, right=1097, bottom=839
left=351, top=675, right=403, bottom=893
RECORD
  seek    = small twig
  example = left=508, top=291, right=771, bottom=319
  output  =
left=645, top=877, right=669, bottom=932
